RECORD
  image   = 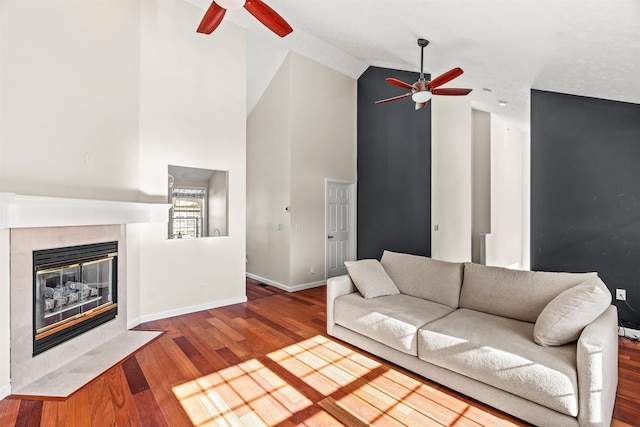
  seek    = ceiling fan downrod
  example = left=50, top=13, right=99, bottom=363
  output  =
left=417, top=38, right=429, bottom=81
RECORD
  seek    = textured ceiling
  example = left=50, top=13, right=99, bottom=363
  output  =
left=190, top=0, right=640, bottom=132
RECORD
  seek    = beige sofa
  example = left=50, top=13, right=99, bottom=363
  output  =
left=326, top=250, right=618, bottom=426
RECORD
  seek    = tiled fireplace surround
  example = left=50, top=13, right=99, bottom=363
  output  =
left=1, top=192, right=169, bottom=394
left=10, top=224, right=127, bottom=391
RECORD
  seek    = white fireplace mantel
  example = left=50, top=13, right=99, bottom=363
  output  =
left=0, top=192, right=171, bottom=229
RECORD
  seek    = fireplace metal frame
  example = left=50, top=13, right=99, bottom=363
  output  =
left=32, top=241, right=118, bottom=356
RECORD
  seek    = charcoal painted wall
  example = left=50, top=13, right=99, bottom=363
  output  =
left=531, top=89, right=640, bottom=328
left=357, top=66, right=431, bottom=259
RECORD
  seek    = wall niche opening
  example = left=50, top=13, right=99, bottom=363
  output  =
left=168, top=165, right=228, bottom=239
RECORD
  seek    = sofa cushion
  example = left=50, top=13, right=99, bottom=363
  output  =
left=417, top=308, right=578, bottom=417
left=380, top=251, right=463, bottom=308
left=344, top=259, right=400, bottom=299
left=334, top=293, right=454, bottom=356
left=534, top=276, right=612, bottom=346
left=459, top=262, right=597, bottom=322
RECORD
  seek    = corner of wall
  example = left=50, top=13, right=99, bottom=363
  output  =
left=431, top=96, right=472, bottom=262
left=137, top=1, right=247, bottom=319
left=125, top=223, right=141, bottom=328
left=0, top=229, right=11, bottom=399
left=471, top=109, right=491, bottom=264
left=246, top=53, right=293, bottom=286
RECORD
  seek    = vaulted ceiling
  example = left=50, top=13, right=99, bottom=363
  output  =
left=188, top=0, right=640, bottom=132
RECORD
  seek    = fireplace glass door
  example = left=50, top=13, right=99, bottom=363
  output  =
left=36, top=257, right=113, bottom=330
left=33, top=241, right=118, bottom=355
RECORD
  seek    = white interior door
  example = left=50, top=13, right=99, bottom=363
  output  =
left=326, top=180, right=355, bottom=279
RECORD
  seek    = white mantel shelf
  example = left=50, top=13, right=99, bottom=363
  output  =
left=0, top=192, right=171, bottom=229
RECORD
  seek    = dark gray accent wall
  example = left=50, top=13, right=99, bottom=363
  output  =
left=531, top=89, right=640, bottom=327
left=357, top=66, right=431, bottom=260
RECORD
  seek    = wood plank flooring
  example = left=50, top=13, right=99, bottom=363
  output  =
left=0, top=278, right=638, bottom=426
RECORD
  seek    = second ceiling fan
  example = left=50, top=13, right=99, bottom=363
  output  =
left=376, top=38, right=472, bottom=110
left=197, top=0, right=292, bottom=38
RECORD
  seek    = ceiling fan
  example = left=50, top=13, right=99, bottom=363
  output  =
left=197, top=0, right=293, bottom=38
left=376, top=38, right=472, bottom=110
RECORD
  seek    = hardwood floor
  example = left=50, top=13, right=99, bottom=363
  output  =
left=614, top=337, right=640, bottom=426
left=1, top=279, right=639, bottom=426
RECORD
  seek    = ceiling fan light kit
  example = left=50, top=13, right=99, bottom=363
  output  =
left=375, top=38, right=472, bottom=110
left=197, top=0, right=293, bottom=38
left=412, top=91, right=432, bottom=103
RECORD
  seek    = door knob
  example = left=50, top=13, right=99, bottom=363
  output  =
left=328, top=235, right=334, bottom=239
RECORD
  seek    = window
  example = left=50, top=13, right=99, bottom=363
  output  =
left=170, top=187, right=206, bottom=238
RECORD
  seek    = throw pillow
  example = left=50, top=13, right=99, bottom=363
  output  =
left=344, top=259, right=400, bottom=299
left=533, top=277, right=611, bottom=346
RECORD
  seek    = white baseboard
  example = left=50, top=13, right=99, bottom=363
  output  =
left=127, top=317, right=142, bottom=329
left=619, top=326, right=640, bottom=340
left=246, top=273, right=325, bottom=292
left=132, top=274, right=324, bottom=328
left=0, top=382, right=11, bottom=400
left=137, top=296, right=248, bottom=325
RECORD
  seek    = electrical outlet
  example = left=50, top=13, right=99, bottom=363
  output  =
left=310, top=266, right=316, bottom=275
left=198, top=282, right=205, bottom=291
left=616, top=288, right=627, bottom=301
left=84, top=152, right=94, bottom=166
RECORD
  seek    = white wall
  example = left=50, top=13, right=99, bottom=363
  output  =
left=289, top=54, right=357, bottom=285
left=485, top=115, right=528, bottom=269
left=208, top=170, right=228, bottom=237
left=0, top=0, right=141, bottom=201
left=0, top=0, right=248, bottom=394
left=469, top=111, right=530, bottom=270
left=521, top=132, right=531, bottom=270
left=246, top=57, right=292, bottom=286
left=126, top=223, right=142, bottom=329
left=0, top=3, right=7, bottom=399
left=247, top=53, right=357, bottom=288
left=431, top=96, right=472, bottom=262
left=471, top=110, right=492, bottom=263
left=0, top=0, right=141, bottom=397
left=135, top=0, right=247, bottom=322
left=0, top=229, right=9, bottom=398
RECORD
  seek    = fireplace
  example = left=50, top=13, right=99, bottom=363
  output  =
left=3, top=194, right=169, bottom=394
left=33, top=241, right=118, bottom=355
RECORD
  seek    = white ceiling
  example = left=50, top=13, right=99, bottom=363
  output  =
left=189, top=0, right=640, bottom=132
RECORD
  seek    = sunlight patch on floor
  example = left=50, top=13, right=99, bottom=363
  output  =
left=172, top=334, right=521, bottom=426
left=173, top=356, right=312, bottom=426
left=268, top=335, right=381, bottom=395
left=172, top=335, right=379, bottom=425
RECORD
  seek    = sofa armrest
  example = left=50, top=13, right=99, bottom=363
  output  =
left=326, top=274, right=356, bottom=335
left=576, top=305, right=618, bottom=427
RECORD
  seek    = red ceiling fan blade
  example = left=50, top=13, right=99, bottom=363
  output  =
left=197, top=1, right=227, bottom=34
left=427, top=67, right=464, bottom=89
left=415, top=102, right=427, bottom=110
left=374, top=93, right=412, bottom=104
left=386, top=78, right=416, bottom=90
left=432, top=88, right=472, bottom=96
left=244, top=0, right=293, bottom=37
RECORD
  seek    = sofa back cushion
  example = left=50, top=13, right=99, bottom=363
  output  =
left=459, top=262, right=597, bottom=323
left=380, top=251, right=463, bottom=308
left=533, top=276, right=611, bottom=346
left=343, top=259, right=400, bottom=299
